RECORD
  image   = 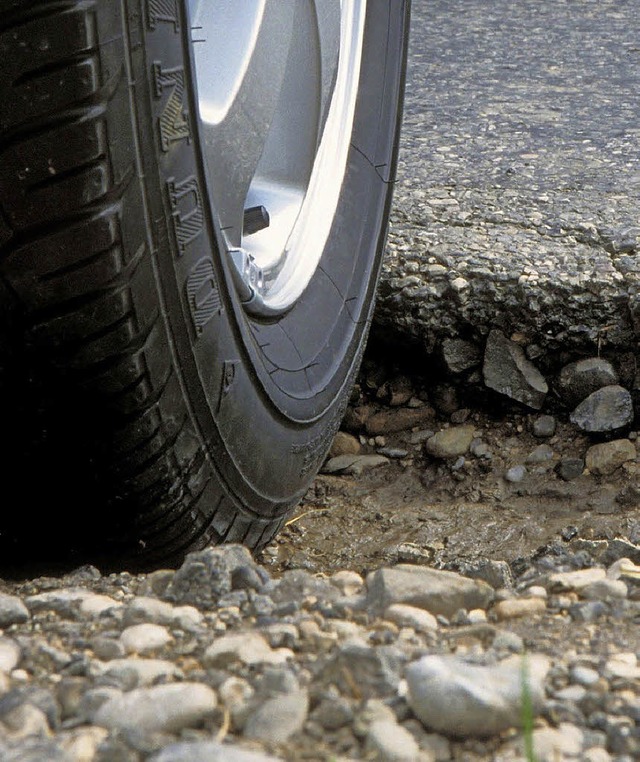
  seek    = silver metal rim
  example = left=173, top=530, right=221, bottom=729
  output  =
left=189, top=0, right=367, bottom=313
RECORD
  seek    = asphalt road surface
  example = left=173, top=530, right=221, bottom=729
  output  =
left=376, top=0, right=640, bottom=360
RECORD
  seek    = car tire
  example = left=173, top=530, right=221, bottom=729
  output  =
left=0, top=0, right=410, bottom=566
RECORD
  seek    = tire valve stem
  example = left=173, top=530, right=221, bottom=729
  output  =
left=243, top=205, right=270, bottom=236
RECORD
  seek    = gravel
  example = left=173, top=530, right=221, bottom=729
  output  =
left=0, top=538, right=637, bottom=760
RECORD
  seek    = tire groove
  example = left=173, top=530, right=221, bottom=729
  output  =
left=0, top=65, right=124, bottom=150
left=0, top=166, right=133, bottom=263
left=69, top=318, right=160, bottom=385
left=39, top=242, right=121, bottom=282
left=108, top=417, right=188, bottom=481
left=30, top=278, right=133, bottom=327
left=0, top=1, right=85, bottom=35
left=27, top=154, right=107, bottom=195
left=13, top=51, right=100, bottom=88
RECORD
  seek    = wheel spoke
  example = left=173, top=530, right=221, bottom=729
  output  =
left=191, top=0, right=297, bottom=244
left=313, top=0, right=342, bottom=137
left=190, top=0, right=366, bottom=311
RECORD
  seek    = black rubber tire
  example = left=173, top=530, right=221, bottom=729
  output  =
left=0, top=0, right=410, bottom=566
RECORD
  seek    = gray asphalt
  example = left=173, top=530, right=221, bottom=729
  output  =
left=377, top=0, right=639, bottom=362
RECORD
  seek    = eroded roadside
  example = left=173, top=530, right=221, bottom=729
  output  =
left=266, top=351, right=640, bottom=578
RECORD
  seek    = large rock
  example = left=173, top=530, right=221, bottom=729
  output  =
left=366, top=565, right=494, bottom=617
left=570, top=385, right=634, bottom=432
left=483, top=330, right=548, bottom=409
left=557, top=358, right=619, bottom=407
left=405, top=654, right=550, bottom=737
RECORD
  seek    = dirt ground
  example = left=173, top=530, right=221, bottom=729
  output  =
left=261, top=359, right=640, bottom=579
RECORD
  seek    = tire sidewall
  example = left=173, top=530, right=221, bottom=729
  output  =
left=136, top=0, right=409, bottom=513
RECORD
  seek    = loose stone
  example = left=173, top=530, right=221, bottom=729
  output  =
left=378, top=447, right=410, bottom=459
left=329, top=431, right=361, bottom=458
left=119, top=623, right=173, bottom=655
left=585, top=439, right=636, bottom=476
left=570, top=385, right=634, bottom=432
left=405, top=654, right=550, bottom=737
left=604, top=653, right=640, bottom=680
left=505, top=465, right=527, bottom=483
left=425, top=425, right=475, bottom=459
left=330, top=570, right=364, bottom=596
left=522, top=723, right=584, bottom=761
left=92, top=683, right=217, bottom=734
left=90, top=636, right=125, bottom=661
left=150, top=741, right=280, bottom=761
left=122, top=597, right=177, bottom=627
left=365, top=407, right=435, bottom=436
left=442, top=338, right=482, bottom=374
left=0, top=594, right=29, bottom=627
left=25, top=590, right=121, bottom=619
left=366, top=565, right=494, bottom=618
left=60, top=727, right=109, bottom=762
left=580, top=579, right=628, bottom=600
left=569, top=601, right=607, bottom=623
left=570, top=665, right=600, bottom=686
left=555, top=457, right=585, bottom=481
left=203, top=632, right=292, bottom=667
left=526, top=444, right=554, bottom=464
left=608, top=557, right=640, bottom=581
left=319, top=641, right=403, bottom=698
left=91, top=658, right=182, bottom=687
left=557, top=357, right=619, bottom=407
left=533, top=414, right=557, bottom=438
left=365, top=718, right=422, bottom=761
left=164, top=545, right=255, bottom=608
left=322, top=454, right=389, bottom=476
left=491, top=630, right=525, bottom=654
left=311, top=693, right=354, bottom=731
left=601, top=538, right=640, bottom=565
left=492, top=598, right=546, bottom=620
left=483, top=329, right=548, bottom=409
left=451, top=558, right=514, bottom=590
left=546, top=568, right=606, bottom=592
left=243, top=688, right=309, bottom=744
left=0, top=639, right=21, bottom=673
left=384, top=604, right=438, bottom=632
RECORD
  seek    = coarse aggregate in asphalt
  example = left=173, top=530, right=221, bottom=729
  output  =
left=377, top=0, right=640, bottom=358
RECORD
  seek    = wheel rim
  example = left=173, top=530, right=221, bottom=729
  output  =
left=189, top=0, right=367, bottom=313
